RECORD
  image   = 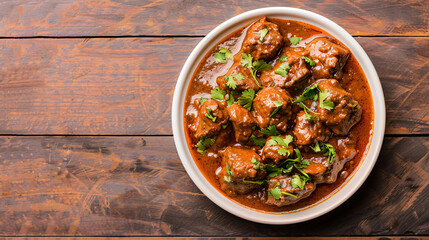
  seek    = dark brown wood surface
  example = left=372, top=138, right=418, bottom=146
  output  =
left=0, top=37, right=427, bottom=135
left=0, top=0, right=427, bottom=37
left=0, top=0, right=427, bottom=237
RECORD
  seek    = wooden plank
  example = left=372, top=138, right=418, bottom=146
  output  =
left=0, top=136, right=427, bottom=236
left=0, top=37, right=427, bottom=135
left=0, top=0, right=427, bottom=37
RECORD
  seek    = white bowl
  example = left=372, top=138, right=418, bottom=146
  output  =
left=172, top=7, right=385, bottom=224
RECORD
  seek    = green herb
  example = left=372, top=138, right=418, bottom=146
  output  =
left=269, top=101, right=283, bottom=117
left=241, top=53, right=272, bottom=88
left=267, top=135, right=294, bottom=148
left=266, top=164, right=293, bottom=178
left=293, top=83, right=320, bottom=103
left=279, top=56, right=288, bottom=63
left=205, top=108, right=217, bottom=122
left=291, top=174, right=310, bottom=190
left=225, top=73, right=245, bottom=90
left=274, top=62, right=291, bottom=77
left=211, top=87, right=227, bottom=100
left=352, top=103, right=358, bottom=108
left=260, top=125, right=280, bottom=136
left=224, top=164, right=233, bottom=182
left=238, top=89, right=255, bottom=111
left=231, top=90, right=241, bottom=96
left=319, top=90, right=335, bottom=110
left=222, top=124, right=228, bottom=129
left=311, top=141, right=337, bottom=163
left=268, top=184, right=282, bottom=200
left=277, top=148, right=289, bottom=156
left=226, top=95, right=235, bottom=106
left=251, top=158, right=265, bottom=171
left=195, top=136, right=215, bottom=155
left=259, top=28, right=269, bottom=42
left=199, top=97, right=207, bottom=105
left=302, top=56, right=316, bottom=67
left=289, top=36, right=302, bottom=45
left=282, top=191, right=297, bottom=198
left=213, top=48, right=232, bottom=63
left=250, top=134, right=266, bottom=147
left=298, top=102, right=317, bottom=121
left=243, top=179, right=266, bottom=184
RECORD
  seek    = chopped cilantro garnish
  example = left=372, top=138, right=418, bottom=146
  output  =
left=222, top=124, right=228, bottom=129
left=266, top=164, right=293, bottom=178
left=269, top=100, right=283, bottom=117
left=211, top=87, right=227, bottom=100
left=277, top=148, right=289, bottom=156
left=226, top=94, right=235, bottom=106
left=199, top=97, right=207, bottom=105
left=224, top=164, right=233, bottom=182
left=205, top=107, right=217, bottom=122
left=291, top=174, right=310, bottom=190
left=268, top=183, right=282, bottom=200
left=311, top=141, right=337, bottom=163
left=274, top=62, right=291, bottom=77
left=267, top=135, right=293, bottom=148
left=241, top=53, right=272, bottom=88
left=282, top=191, right=298, bottom=198
left=293, top=83, right=320, bottom=103
left=195, top=136, right=215, bottom=155
left=298, top=102, right=318, bottom=121
left=319, top=90, right=335, bottom=110
left=352, top=103, right=358, bottom=108
left=243, top=179, right=266, bottom=185
left=289, top=36, right=302, bottom=45
left=224, top=73, right=244, bottom=90
left=238, top=89, right=255, bottom=111
left=279, top=56, right=288, bottom=63
left=302, top=56, right=316, bottom=67
left=213, top=48, right=232, bottom=63
left=259, top=28, right=269, bottom=42
left=250, top=134, right=266, bottom=147
left=251, top=158, right=265, bottom=171
left=260, top=125, right=280, bottom=136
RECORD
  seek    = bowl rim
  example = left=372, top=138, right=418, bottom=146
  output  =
left=172, top=7, right=385, bottom=224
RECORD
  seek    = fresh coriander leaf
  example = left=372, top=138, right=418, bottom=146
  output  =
left=267, top=135, right=293, bottom=147
left=243, top=179, right=266, bottom=184
left=238, top=89, right=255, bottom=111
left=282, top=191, right=298, bottom=198
left=226, top=164, right=233, bottom=177
left=311, top=141, right=337, bottom=163
left=231, top=90, right=241, bottom=95
left=213, top=52, right=227, bottom=63
left=291, top=174, right=306, bottom=189
left=274, top=62, right=291, bottom=77
left=352, top=103, right=358, bottom=108
left=199, top=97, right=207, bottom=105
left=219, top=48, right=233, bottom=59
left=268, top=184, right=282, bottom=200
left=222, top=124, right=228, bottom=129
left=293, top=83, right=320, bottom=103
left=289, top=36, right=302, bottom=45
left=302, top=56, right=316, bottom=67
left=250, top=134, right=266, bottom=147
left=213, top=48, right=232, bottom=63
left=205, top=108, right=217, bottom=122
left=277, top=148, right=289, bottom=156
left=259, top=28, right=269, bottom=42
left=226, top=94, right=235, bottom=106
left=279, top=56, right=288, bottom=62
left=241, top=53, right=253, bottom=69
left=251, top=158, right=265, bottom=171
left=223, top=176, right=231, bottom=182
left=319, top=89, right=335, bottom=110
left=269, top=100, right=283, bottom=117
left=211, top=87, right=227, bottom=100
left=260, top=125, right=280, bottom=136
left=225, top=76, right=237, bottom=90
left=195, top=136, right=215, bottom=155
left=266, top=164, right=282, bottom=178
left=253, top=60, right=273, bottom=72
left=298, top=102, right=318, bottom=121
left=310, top=141, right=321, bottom=152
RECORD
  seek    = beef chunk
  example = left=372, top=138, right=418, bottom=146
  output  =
left=337, top=137, right=358, bottom=162
left=253, top=87, right=293, bottom=132
left=266, top=175, right=315, bottom=207
left=302, top=152, right=343, bottom=184
left=317, top=79, right=362, bottom=135
left=260, top=47, right=310, bottom=88
left=217, top=147, right=267, bottom=196
left=216, top=63, right=260, bottom=91
left=294, top=110, right=330, bottom=145
left=305, top=37, right=349, bottom=79
left=193, top=99, right=229, bottom=139
left=227, top=103, right=257, bottom=143
left=242, top=17, right=283, bottom=61
left=262, top=135, right=294, bottom=165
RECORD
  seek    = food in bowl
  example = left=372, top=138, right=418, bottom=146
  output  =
left=183, top=16, right=374, bottom=212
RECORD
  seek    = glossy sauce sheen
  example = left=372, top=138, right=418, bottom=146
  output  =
left=184, top=18, right=374, bottom=212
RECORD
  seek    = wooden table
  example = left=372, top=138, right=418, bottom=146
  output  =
left=0, top=0, right=427, bottom=238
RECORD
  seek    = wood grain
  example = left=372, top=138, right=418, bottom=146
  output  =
left=0, top=0, right=427, bottom=37
left=0, top=136, right=427, bottom=236
left=0, top=37, right=427, bottom=135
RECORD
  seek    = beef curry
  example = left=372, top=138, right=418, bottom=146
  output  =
left=184, top=17, right=374, bottom=212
